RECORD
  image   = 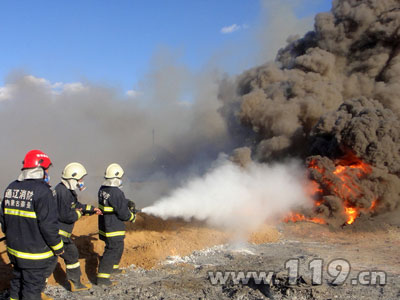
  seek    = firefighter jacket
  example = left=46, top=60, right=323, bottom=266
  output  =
left=55, top=182, right=95, bottom=240
left=98, top=186, right=135, bottom=242
left=0, top=179, right=64, bottom=268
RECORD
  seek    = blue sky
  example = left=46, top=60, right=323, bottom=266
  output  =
left=0, top=0, right=332, bottom=94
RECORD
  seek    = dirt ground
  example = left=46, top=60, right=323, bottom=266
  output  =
left=280, top=221, right=400, bottom=276
left=0, top=213, right=280, bottom=290
left=1, top=214, right=400, bottom=299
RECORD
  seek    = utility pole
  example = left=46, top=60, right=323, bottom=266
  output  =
left=151, top=128, right=156, bottom=162
left=152, top=128, right=155, bottom=148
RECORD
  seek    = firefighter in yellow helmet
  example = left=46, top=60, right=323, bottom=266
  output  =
left=54, top=162, right=102, bottom=292
left=96, top=163, right=136, bottom=286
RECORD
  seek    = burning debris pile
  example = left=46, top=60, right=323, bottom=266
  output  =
left=223, top=0, right=400, bottom=226
left=307, top=97, right=400, bottom=226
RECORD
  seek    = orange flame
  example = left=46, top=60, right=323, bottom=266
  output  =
left=284, top=153, right=377, bottom=226
left=345, top=207, right=358, bottom=225
left=283, top=212, right=326, bottom=225
left=308, top=159, right=325, bottom=173
left=332, top=155, right=374, bottom=224
left=369, top=199, right=378, bottom=211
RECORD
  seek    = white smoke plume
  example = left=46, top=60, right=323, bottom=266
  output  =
left=142, top=156, right=313, bottom=232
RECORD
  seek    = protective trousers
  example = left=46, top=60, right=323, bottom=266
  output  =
left=9, top=256, right=57, bottom=300
left=60, top=239, right=81, bottom=282
left=97, top=239, right=124, bottom=280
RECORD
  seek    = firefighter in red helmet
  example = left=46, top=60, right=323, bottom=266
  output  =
left=0, top=150, right=63, bottom=300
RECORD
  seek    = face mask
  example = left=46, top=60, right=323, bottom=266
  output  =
left=77, top=181, right=86, bottom=191
left=44, top=171, right=50, bottom=184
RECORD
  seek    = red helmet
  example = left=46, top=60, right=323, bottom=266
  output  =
left=22, top=150, right=52, bottom=170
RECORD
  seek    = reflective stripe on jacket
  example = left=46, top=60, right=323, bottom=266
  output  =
left=98, top=186, right=133, bottom=241
left=1, top=179, right=63, bottom=268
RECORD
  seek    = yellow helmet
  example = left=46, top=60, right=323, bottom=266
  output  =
left=62, top=162, right=87, bottom=180
left=104, top=163, right=124, bottom=179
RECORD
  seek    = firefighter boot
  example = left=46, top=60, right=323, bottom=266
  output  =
left=67, top=267, right=92, bottom=291
left=96, top=277, right=118, bottom=287
left=112, top=265, right=126, bottom=275
left=41, top=293, right=54, bottom=300
left=69, top=279, right=92, bottom=292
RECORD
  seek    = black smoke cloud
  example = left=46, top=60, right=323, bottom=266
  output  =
left=222, top=0, right=400, bottom=224
left=308, top=98, right=400, bottom=226
left=311, top=97, right=400, bottom=174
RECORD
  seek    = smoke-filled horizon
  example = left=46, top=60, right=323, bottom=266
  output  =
left=0, top=66, right=232, bottom=205
left=143, top=157, right=313, bottom=233
left=0, top=0, right=317, bottom=207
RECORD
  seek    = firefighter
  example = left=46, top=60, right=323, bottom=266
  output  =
left=96, top=163, right=136, bottom=286
left=0, top=150, right=64, bottom=300
left=54, top=162, right=102, bottom=292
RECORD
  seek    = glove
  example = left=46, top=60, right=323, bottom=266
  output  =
left=81, top=204, right=95, bottom=216
left=127, top=200, right=136, bottom=213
